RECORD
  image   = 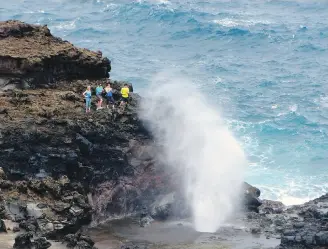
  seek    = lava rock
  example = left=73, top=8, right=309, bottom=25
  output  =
left=75, top=241, right=92, bottom=249
left=52, top=202, right=71, bottom=212
left=79, top=235, right=95, bottom=247
left=13, top=232, right=33, bottom=249
left=63, top=234, right=78, bottom=248
left=76, top=134, right=94, bottom=155
left=33, top=237, right=51, bottom=249
left=0, top=219, right=7, bottom=232
left=69, top=206, right=84, bottom=217
left=315, top=231, right=328, bottom=245
left=243, top=182, right=262, bottom=212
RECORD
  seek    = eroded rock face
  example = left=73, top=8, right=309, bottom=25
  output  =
left=0, top=20, right=111, bottom=90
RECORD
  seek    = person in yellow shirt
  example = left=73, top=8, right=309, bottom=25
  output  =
left=120, top=84, right=130, bottom=107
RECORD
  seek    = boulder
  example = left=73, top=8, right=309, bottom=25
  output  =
left=150, top=193, right=175, bottom=220
left=75, top=241, right=92, bottom=249
left=243, top=182, right=262, bottom=212
left=69, top=206, right=84, bottom=217
left=76, top=134, right=93, bottom=155
left=13, top=232, right=33, bottom=249
left=79, top=235, right=95, bottom=247
left=63, top=234, right=78, bottom=248
left=33, top=237, right=51, bottom=249
left=0, top=167, right=6, bottom=179
left=0, top=219, right=6, bottom=232
left=52, top=202, right=71, bottom=213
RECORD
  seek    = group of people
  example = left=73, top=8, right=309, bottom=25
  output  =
left=82, top=82, right=130, bottom=113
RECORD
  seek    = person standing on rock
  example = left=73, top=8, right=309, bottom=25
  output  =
left=104, top=82, right=115, bottom=109
left=83, top=86, right=92, bottom=113
left=120, top=84, right=130, bottom=107
left=95, top=84, right=104, bottom=110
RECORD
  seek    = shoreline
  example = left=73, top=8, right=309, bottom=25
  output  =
left=1, top=20, right=328, bottom=249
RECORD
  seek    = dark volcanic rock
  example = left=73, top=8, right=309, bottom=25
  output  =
left=243, top=182, right=262, bottom=212
left=0, top=219, right=7, bottom=232
left=33, top=237, right=51, bottom=249
left=14, top=232, right=33, bottom=249
left=0, top=20, right=111, bottom=90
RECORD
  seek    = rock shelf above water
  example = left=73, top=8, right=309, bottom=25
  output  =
left=0, top=20, right=111, bottom=90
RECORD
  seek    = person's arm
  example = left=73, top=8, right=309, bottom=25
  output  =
left=121, top=88, right=124, bottom=95
left=82, top=90, right=86, bottom=97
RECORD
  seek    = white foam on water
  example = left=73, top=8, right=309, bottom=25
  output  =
left=212, top=18, right=271, bottom=28
left=139, top=73, right=247, bottom=233
left=289, top=104, right=298, bottom=112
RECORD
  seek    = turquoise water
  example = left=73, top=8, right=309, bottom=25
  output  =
left=2, top=0, right=328, bottom=204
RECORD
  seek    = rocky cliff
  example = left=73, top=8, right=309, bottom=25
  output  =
left=0, top=20, right=111, bottom=90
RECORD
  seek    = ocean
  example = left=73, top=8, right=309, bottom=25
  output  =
left=1, top=0, right=328, bottom=205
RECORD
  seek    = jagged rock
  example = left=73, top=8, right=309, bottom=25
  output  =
left=13, top=226, right=20, bottom=232
left=19, top=218, right=38, bottom=232
left=76, top=134, right=93, bottom=155
left=139, top=215, right=154, bottom=227
left=36, top=203, right=48, bottom=209
left=250, top=227, right=261, bottom=234
left=79, top=235, right=95, bottom=247
left=259, top=200, right=285, bottom=214
left=0, top=20, right=111, bottom=90
left=37, top=219, right=54, bottom=235
left=59, top=175, right=70, bottom=186
left=42, top=177, right=62, bottom=197
left=120, top=242, right=146, bottom=249
left=75, top=241, right=92, bottom=249
left=0, top=179, right=13, bottom=189
left=0, top=167, right=6, bottom=179
left=150, top=193, right=175, bottom=220
left=53, top=222, right=64, bottom=230
left=69, top=206, right=84, bottom=217
left=0, top=219, right=7, bottom=232
left=52, top=202, right=71, bottom=213
left=13, top=232, right=33, bottom=249
left=63, top=234, right=78, bottom=248
left=33, top=237, right=51, bottom=249
left=243, top=182, right=262, bottom=212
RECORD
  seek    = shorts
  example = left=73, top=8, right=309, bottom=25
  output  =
left=96, top=94, right=102, bottom=101
left=106, top=95, right=115, bottom=105
left=85, top=98, right=91, bottom=108
left=121, top=97, right=129, bottom=103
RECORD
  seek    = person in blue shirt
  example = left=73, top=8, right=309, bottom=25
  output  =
left=82, top=86, right=92, bottom=113
left=104, top=82, right=115, bottom=109
left=95, top=84, right=104, bottom=110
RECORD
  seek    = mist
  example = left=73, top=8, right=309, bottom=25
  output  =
left=139, top=74, right=247, bottom=233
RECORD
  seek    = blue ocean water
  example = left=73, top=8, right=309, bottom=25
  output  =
left=2, top=0, right=328, bottom=204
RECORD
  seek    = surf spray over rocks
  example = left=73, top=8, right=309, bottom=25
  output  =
left=3, top=20, right=328, bottom=249
left=139, top=74, right=247, bottom=232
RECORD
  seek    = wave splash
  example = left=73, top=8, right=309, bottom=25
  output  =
left=139, top=74, right=247, bottom=232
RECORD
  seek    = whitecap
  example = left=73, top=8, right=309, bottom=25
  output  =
left=212, top=18, right=271, bottom=28
left=319, top=96, right=328, bottom=108
left=289, top=104, right=298, bottom=112
left=51, top=18, right=79, bottom=31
